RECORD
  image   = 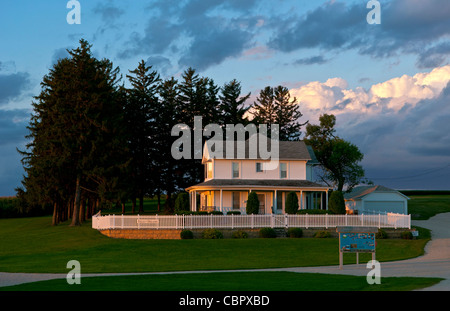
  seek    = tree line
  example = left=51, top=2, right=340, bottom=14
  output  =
left=16, top=39, right=309, bottom=225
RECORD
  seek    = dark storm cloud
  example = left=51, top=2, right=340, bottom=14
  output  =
left=118, top=0, right=259, bottom=71
left=0, top=109, right=30, bottom=146
left=294, top=55, right=328, bottom=66
left=0, top=72, right=31, bottom=107
left=268, top=0, right=450, bottom=68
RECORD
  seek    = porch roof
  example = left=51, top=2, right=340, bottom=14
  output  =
left=186, top=179, right=330, bottom=191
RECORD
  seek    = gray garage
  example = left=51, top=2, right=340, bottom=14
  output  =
left=344, top=185, right=409, bottom=215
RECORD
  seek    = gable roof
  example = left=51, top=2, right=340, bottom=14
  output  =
left=344, top=185, right=409, bottom=200
left=203, top=139, right=313, bottom=162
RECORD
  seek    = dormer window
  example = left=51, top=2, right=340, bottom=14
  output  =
left=256, top=162, right=263, bottom=173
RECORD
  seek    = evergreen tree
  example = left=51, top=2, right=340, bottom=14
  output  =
left=219, top=79, right=251, bottom=126
left=251, top=85, right=306, bottom=140
left=124, top=60, right=161, bottom=213
left=18, top=39, right=126, bottom=225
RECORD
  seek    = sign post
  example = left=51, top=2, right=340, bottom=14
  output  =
left=336, top=227, right=377, bottom=269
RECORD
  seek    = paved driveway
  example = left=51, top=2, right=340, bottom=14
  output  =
left=1, top=213, right=449, bottom=290
left=280, top=212, right=450, bottom=290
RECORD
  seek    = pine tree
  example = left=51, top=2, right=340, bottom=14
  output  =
left=124, top=60, right=161, bottom=213
left=18, top=39, right=126, bottom=225
left=251, top=85, right=306, bottom=141
left=219, top=79, right=251, bottom=126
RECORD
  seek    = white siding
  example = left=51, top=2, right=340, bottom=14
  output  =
left=212, top=159, right=308, bottom=180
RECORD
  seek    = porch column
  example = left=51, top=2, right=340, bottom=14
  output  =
left=274, top=190, right=277, bottom=214
left=194, top=190, right=197, bottom=212
left=220, top=189, right=223, bottom=212
left=300, top=190, right=303, bottom=209
left=326, top=190, right=329, bottom=210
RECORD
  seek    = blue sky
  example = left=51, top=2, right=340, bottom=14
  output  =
left=1, top=0, right=450, bottom=195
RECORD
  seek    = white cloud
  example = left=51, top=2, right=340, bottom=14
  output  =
left=291, top=65, right=450, bottom=122
left=290, top=65, right=450, bottom=189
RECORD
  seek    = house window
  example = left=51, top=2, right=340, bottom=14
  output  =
left=232, top=192, right=240, bottom=210
left=256, top=162, right=263, bottom=173
left=206, top=162, right=213, bottom=179
left=280, top=163, right=287, bottom=179
left=232, top=162, right=239, bottom=178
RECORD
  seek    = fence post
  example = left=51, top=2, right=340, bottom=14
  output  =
left=251, top=214, right=254, bottom=229
left=121, top=214, right=124, bottom=229
left=113, top=214, right=115, bottom=229
left=378, top=213, right=381, bottom=229
left=325, top=213, right=328, bottom=229
left=231, top=213, right=234, bottom=229
left=137, top=214, right=140, bottom=230
left=305, top=213, right=308, bottom=229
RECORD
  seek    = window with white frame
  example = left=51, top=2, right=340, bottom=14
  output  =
left=232, top=162, right=240, bottom=178
left=280, top=162, right=287, bottom=179
left=256, top=162, right=263, bottom=173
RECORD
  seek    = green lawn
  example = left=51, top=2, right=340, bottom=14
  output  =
left=408, top=195, right=450, bottom=220
left=0, top=216, right=429, bottom=274
left=0, top=271, right=442, bottom=291
left=1, top=194, right=447, bottom=291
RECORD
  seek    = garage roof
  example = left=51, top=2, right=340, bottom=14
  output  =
left=344, top=185, right=409, bottom=200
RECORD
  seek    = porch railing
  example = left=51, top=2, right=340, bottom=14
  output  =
left=92, top=212, right=410, bottom=230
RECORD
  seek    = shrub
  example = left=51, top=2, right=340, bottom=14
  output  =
left=259, top=227, right=276, bottom=238
left=202, top=228, right=223, bottom=239
left=193, top=211, right=208, bottom=215
left=297, top=209, right=329, bottom=214
left=209, top=211, right=223, bottom=215
left=376, top=229, right=388, bottom=239
left=175, top=210, right=193, bottom=215
left=227, top=211, right=241, bottom=215
left=328, top=191, right=346, bottom=214
left=287, top=228, right=303, bottom=238
left=314, top=230, right=331, bottom=238
left=285, top=192, right=299, bottom=214
left=232, top=230, right=248, bottom=239
left=246, top=191, right=259, bottom=215
left=180, top=230, right=194, bottom=239
left=174, top=192, right=190, bottom=213
left=401, top=231, right=413, bottom=240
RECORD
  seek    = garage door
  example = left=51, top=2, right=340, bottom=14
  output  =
left=364, top=201, right=405, bottom=214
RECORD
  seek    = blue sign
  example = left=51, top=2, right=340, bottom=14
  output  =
left=339, top=232, right=375, bottom=252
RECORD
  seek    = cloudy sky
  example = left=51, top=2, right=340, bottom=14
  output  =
left=1, top=0, right=450, bottom=196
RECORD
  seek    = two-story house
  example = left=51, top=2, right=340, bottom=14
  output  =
left=185, top=139, right=330, bottom=214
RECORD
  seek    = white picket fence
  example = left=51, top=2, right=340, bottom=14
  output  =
left=92, top=212, right=410, bottom=230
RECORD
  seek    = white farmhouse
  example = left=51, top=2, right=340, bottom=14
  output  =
left=344, top=185, right=409, bottom=215
left=185, top=139, right=330, bottom=214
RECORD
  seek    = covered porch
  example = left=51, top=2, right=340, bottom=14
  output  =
left=185, top=179, right=330, bottom=215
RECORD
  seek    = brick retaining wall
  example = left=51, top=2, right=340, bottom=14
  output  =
left=99, top=227, right=410, bottom=240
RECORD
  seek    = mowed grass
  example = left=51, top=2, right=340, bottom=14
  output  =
left=0, top=216, right=429, bottom=274
left=1, top=271, right=442, bottom=291
left=408, top=195, right=450, bottom=220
